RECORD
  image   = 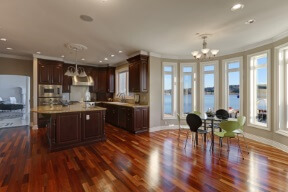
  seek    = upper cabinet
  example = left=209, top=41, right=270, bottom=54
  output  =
left=89, top=67, right=115, bottom=94
left=62, top=64, right=72, bottom=93
left=127, top=55, right=149, bottom=92
left=107, top=67, right=115, bottom=93
left=38, top=59, right=63, bottom=85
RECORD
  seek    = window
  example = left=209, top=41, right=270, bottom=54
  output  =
left=222, top=57, right=243, bottom=117
left=180, top=63, right=197, bottom=118
left=200, top=61, right=219, bottom=113
left=275, top=44, right=288, bottom=134
left=247, top=50, right=270, bottom=129
left=162, top=62, right=177, bottom=119
left=115, top=67, right=129, bottom=96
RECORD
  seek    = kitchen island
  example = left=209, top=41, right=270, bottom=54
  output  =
left=31, top=104, right=106, bottom=151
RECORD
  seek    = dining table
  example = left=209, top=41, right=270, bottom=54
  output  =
left=196, top=114, right=237, bottom=151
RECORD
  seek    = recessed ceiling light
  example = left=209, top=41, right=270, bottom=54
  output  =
left=81, top=58, right=85, bottom=61
left=245, top=19, right=255, bottom=24
left=104, top=58, right=108, bottom=61
left=6, top=47, right=12, bottom=50
left=118, top=50, right=122, bottom=53
left=231, top=3, right=244, bottom=11
left=36, top=51, right=41, bottom=54
left=80, top=15, right=93, bottom=22
left=0, top=38, right=7, bottom=41
left=61, top=55, right=65, bottom=58
left=111, top=55, right=115, bottom=57
left=99, top=61, right=103, bottom=63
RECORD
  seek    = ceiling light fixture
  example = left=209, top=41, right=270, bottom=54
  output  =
left=0, top=38, right=7, bottom=41
left=104, top=58, right=108, bottom=61
left=61, top=55, right=65, bottom=58
left=118, top=50, right=122, bottom=53
left=6, top=47, right=12, bottom=50
left=81, top=58, right=85, bottom=61
left=64, top=43, right=88, bottom=77
left=111, top=55, right=115, bottom=57
left=99, top=61, right=103, bottom=63
left=231, top=3, right=244, bottom=11
left=245, top=19, right=255, bottom=24
left=36, top=51, right=41, bottom=54
left=191, top=35, right=219, bottom=60
left=80, top=15, right=93, bottom=22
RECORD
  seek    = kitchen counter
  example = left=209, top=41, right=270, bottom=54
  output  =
left=31, top=103, right=106, bottom=151
left=101, top=102, right=149, bottom=108
left=31, top=103, right=106, bottom=114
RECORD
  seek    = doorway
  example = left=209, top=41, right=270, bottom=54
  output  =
left=0, top=75, right=30, bottom=128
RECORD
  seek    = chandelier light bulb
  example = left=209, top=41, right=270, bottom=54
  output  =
left=211, top=49, right=219, bottom=56
left=201, top=48, right=210, bottom=54
left=196, top=54, right=202, bottom=59
left=191, top=51, right=199, bottom=57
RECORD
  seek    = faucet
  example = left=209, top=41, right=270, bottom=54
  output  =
left=117, top=93, right=126, bottom=103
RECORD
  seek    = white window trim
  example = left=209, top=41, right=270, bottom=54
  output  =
left=200, top=60, right=219, bottom=114
left=162, top=62, right=178, bottom=120
left=247, top=50, right=271, bottom=130
left=222, top=57, right=243, bottom=115
left=115, top=67, right=133, bottom=99
left=179, top=63, right=197, bottom=119
left=274, top=42, right=288, bottom=134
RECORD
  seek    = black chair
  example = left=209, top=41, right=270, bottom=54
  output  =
left=184, top=114, right=210, bottom=148
left=215, top=109, right=229, bottom=120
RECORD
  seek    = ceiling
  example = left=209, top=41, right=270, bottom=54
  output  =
left=0, top=0, right=288, bottom=65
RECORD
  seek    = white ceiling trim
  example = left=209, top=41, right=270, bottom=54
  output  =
left=0, top=53, right=32, bottom=60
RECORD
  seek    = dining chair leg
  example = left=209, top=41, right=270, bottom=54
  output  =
left=184, top=130, right=190, bottom=149
left=236, top=135, right=244, bottom=160
left=242, top=133, right=250, bottom=154
left=226, top=137, right=230, bottom=151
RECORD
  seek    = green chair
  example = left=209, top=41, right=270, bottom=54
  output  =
left=233, top=116, right=249, bottom=153
left=214, top=121, right=244, bottom=159
left=177, top=113, right=190, bottom=142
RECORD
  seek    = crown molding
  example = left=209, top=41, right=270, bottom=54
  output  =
left=0, top=53, right=32, bottom=60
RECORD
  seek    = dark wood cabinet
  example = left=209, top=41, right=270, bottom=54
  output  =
left=127, top=55, right=149, bottom=93
left=62, top=64, right=72, bottom=93
left=38, top=59, right=63, bottom=85
left=97, top=68, right=107, bottom=92
left=89, top=68, right=99, bottom=93
left=107, top=67, right=115, bottom=93
left=103, top=103, right=149, bottom=133
left=47, top=110, right=106, bottom=151
left=81, top=111, right=105, bottom=141
left=56, top=113, right=81, bottom=145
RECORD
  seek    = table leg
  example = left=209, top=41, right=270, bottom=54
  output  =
left=196, top=133, right=198, bottom=145
left=204, top=120, right=207, bottom=142
left=211, top=119, right=214, bottom=151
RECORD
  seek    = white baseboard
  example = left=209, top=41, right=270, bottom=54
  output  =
left=30, top=122, right=38, bottom=130
left=149, top=126, right=288, bottom=153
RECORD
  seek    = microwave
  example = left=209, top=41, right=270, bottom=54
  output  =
left=39, top=85, right=62, bottom=98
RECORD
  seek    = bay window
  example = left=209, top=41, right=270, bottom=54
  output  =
left=222, top=57, right=243, bottom=117
left=247, top=50, right=270, bottom=129
left=200, top=61, right=219, bottom=113
left=275, top=44, right=288, bottom=134
left=162, top=62, right=177, bottom=119
left=179, top=63, right=197, bottom=118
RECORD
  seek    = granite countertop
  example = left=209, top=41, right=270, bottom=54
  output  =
left=31, top=104, right=106, bottom=114
left=102, top=102, right=149, bottom=108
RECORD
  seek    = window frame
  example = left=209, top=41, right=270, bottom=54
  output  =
left=162, top=62, right=178, bottom=119
left=115, top=67, right=132, bottom=98
left=199, top=60, right=219, bottom=114
left=179, top=63, right=197, bottom=119
left=222, top=57, right=243, bottom=116
left=275, top=43, right=288, bottom=136
left=247, top=50, right=271, bottom=130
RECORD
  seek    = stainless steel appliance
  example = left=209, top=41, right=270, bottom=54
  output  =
left=38, top=97, right=62, bottom=106
left=38, top=85, right=62, bottom=98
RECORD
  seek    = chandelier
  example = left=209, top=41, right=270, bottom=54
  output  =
left=191, top=35, right=219, bottom=60
left=64, top=43, right=87, bottom=77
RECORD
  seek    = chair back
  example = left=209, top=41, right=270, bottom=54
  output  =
left=219, top=121, right=240, bottom=137
left=186, top=113, right=203, bottom=133
left=193, top=111, right=201, bottom=116
left=237, top=116, right=246, bottom=131
left=216, top=109, right=229, bottom=120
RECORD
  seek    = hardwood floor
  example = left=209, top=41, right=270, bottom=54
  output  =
left=1, top=125, right=288, bottom=192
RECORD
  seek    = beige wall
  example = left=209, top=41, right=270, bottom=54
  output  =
left=149, top=36, right=288, bottom=146
left=0, top=57, right=33, bottom=107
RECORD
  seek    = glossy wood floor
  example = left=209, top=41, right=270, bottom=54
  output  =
left=1, top=125, right=288, bottom=192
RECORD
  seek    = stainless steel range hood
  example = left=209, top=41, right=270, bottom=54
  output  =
left=72, top=76, right=94, bottom=86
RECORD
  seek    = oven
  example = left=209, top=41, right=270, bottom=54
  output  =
left=39, top=85, right=62, bottom=98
